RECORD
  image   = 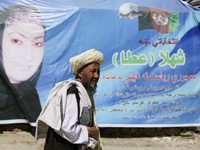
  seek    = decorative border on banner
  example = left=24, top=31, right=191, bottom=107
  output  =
left=0, top=119, right=36, bottom=126
left=98, top=123, right=200, bottom=128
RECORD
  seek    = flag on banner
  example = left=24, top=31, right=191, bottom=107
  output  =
left=138, top=7, right=179, bottom=34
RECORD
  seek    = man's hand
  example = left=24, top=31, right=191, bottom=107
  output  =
left=87, top=127, right=99, bottom=140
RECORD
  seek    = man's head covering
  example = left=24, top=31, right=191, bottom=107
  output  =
left=69, top=49, right=104, bottom=75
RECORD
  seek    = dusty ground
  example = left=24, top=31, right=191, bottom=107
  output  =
left=0, top=129, right=200, bottom=150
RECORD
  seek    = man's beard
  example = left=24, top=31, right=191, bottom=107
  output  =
left=82, top=74, right=97, bottom=94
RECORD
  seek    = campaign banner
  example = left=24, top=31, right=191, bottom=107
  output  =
left=0, top=0, right=200, bottom=127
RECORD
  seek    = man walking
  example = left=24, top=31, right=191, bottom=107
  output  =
left=36, top=49, right=104, bottom=150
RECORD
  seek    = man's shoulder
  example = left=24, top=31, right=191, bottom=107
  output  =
left=67, top=84, right=79, bottom=95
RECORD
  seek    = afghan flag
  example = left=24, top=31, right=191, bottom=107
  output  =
left=138, top=7, right=179, bottom=34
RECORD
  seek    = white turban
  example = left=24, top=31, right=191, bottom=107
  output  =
left=69, top=49, right=104, bottom=75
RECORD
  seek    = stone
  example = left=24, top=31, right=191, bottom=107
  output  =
left=162, top=128, right=181, bottom=136
left=144, top=128, right=156, bottom=137
left=130, top=128, right=144, bottom=137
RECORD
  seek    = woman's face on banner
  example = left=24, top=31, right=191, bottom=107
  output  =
left=2, top=21, right=45, bottom=83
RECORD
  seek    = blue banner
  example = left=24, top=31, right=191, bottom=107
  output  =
left=0, top=0, right=200, bottom=127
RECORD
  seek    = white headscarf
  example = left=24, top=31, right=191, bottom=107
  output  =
left=69, top=49, right=104, bottom=75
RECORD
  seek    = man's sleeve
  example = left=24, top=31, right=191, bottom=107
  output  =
left=54, top=93, right=89, bottom=144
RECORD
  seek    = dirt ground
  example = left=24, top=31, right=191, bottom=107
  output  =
left=0, top=128, right=200, bottom=150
